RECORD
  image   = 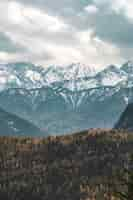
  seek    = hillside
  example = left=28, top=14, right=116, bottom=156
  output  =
left=0, top=107, right=44, bottom=136
left=0, top=129, right=133, bottom=200
left=115, top=103, right=133, bottom=131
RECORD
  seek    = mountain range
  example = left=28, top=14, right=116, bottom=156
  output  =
left=0, top=61, right=133, bottom=135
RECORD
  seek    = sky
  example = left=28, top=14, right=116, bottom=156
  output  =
left=0, top=0, right=133, bottom=69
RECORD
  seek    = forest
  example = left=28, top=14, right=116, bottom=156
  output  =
left=0, top=129, right=133, bottom=200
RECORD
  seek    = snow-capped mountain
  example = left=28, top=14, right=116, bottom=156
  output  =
left=0, top=61, right=133, bottom=89
left=95, top=65, right=127, bottom=86
left=0, top=61, right=132, bottom=91
left=0, top=61, right=133, bottom=134
left=0, top=62, right=97, bottom=91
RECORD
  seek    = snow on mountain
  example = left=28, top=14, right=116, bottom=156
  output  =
left=63, top=63, right=97, bottom=79
left=44, top=63, right=97, bottom=84
left=43, top=62, right=132, bottom=92
left=0, top=61, right=133, bottom=93
left=0, top=62, right=98, bottom=91
left=95, top=65, right=127, bottom=86
left=0, top=62, right=45, bottom=90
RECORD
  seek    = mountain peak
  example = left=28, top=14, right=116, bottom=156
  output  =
left=95, top=64, right=126, bottom=86
left=102, top=64, right=119, bottom=73
left=121, top=60, right=133, bottom=73
left=0, top=61, right=133, bottom=92
left=68, top=62, right=97, bottom=77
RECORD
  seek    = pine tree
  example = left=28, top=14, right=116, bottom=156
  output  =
left=115, top=154, right=133, bottom=200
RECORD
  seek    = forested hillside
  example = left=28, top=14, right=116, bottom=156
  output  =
left=0, top=129, right=133, bottom=199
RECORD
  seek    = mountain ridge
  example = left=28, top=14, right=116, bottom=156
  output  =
left=0, top=60, right=132, bottom=91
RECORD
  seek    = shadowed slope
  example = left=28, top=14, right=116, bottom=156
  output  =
left=115, top=103, right=133, bottom=131
left=0, top=107, right=45, bottom=136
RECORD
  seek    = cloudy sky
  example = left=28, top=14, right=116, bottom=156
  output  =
left=0, top=0, right=133, bottom=68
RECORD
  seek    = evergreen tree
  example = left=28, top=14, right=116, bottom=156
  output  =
left=115, top=154, right=133, bottom=200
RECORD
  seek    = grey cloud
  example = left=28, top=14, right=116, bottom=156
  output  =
left=93, top=12, right=133, bottom=48
left=16, top=0, right=94, bottom=30
left=17, top=0, right=92, bottom=12
left=17, top=0, right=133, bottom=48
left=1, top=0, right=133, bottom=66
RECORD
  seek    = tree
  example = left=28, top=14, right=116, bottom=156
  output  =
left=114, top=154, right=133, bottom=200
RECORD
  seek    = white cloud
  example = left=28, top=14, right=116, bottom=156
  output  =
left=8, top=1, right=23, bottom=24
left=0, top=51, right=20, bottom=63
left=84, top=5, right=98, bottom=14
left=7, top=1, right=68, bottom=32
